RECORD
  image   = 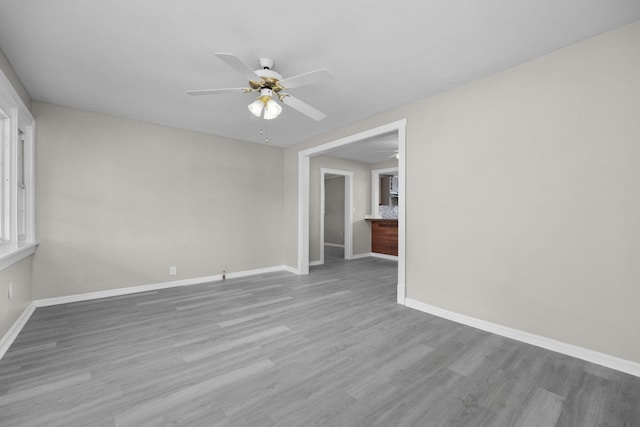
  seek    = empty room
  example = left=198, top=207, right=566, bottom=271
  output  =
left=1, top=1, right=639, bottom=426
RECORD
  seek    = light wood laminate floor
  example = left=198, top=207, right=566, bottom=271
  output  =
left=1, top=255, right=639, bottom=426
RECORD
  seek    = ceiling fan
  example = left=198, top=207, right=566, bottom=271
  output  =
left=187, top=53, right=332, bottom=121
left=377, top=149, right=400, bottom=159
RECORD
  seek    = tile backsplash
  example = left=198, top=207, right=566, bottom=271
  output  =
left=379, top=205, right=398, bottom=219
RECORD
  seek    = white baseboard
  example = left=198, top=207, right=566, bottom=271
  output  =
left=35, top=265, right=295, bottom=307
left=281, top=265, right=299, bottom=275
left=315, top=252, right=399, bottom=262
left=0, top=302, right=36, bottom=360
left=371, top=252, right=399, bottom=261
left=350, top=253, right=371, bottom=260
left=405, top=298, right=640, bottom=378
left=324, top=243, right=345, bottom=248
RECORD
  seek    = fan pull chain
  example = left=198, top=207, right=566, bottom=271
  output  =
left=259, top=116, right=269, bottom=143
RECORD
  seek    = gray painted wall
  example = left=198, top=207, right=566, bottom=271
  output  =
left=0, top=258, right=33, bottom=342
left=371, top=159, right=399, bottom=171
left=32, top=102, right=286, bottom=298
left=285, top=21, right=640, bottom=363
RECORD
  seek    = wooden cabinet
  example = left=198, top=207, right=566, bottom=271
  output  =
left=367, top=219, right=398, bottom=256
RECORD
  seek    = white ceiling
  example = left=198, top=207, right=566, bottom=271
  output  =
left=325, top=132, right=399, bottom=165
left=0, top=1, right=639, bottom=148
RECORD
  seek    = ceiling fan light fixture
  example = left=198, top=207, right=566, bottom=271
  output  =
left=248, top=98, right=264, bottom=117
left=248, top=88, right=282, bottom=120
left=263, top=98, right=282, bottom=120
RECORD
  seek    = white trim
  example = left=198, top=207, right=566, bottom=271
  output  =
left=320, top=168, right=353, bottom=265
left=281, top=265, right=299, bottom=274
left=397, top=122, right=406, bottom=304
left=350, top=252, right=399, bottom=261
left=0, top=301, right=36, bottom=360
left=298, top=154, right=310, bottom=275
left=345, top=176, right=353, bottom=260
left=9, top=112, right=18, bottom=242
left=371, top=166, right=399, bottom=217
left=34, top=265, right=295, bottom=307
left=319, top=170, right=325, bottom=265
left=0, top=112, right=10, bottom=242
left=324, top=243, right=344, bottom=248
left=350, top=252, right=373, bottom=260
left=370, top=252, right=399, bottom=261
left=21, top=123, right=35, bottom=243
left=0, top=242, right=37, bottom=271
left=297, top=119, right=407, bottom=305
left=0, top=68, right=33, bottom=124
left=405, top=298, right=640, bottom=378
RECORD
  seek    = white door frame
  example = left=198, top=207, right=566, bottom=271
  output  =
left=320, top=168, right=353, bottom=265
left=298, top=119, right=407, bottom=305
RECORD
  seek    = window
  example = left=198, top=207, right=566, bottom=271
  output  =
left=17, top=128, right=26, bottom=239
left=0, top=109, right=8, bottom=242
left=0, top=67, right=36, bottom=270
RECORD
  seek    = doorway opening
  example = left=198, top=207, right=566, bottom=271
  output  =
left=315, top=169, right=353, bottom=266
left=297, top=119, right=406, bottom=305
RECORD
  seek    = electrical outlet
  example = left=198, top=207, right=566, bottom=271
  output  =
left=8, top=283, right=12, bottom=300
left=169, top=266, right=177, bottom=276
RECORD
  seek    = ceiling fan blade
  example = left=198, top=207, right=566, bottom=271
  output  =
left=214, top=52, right=260, bottom=82
left=281, top=95, right=326, bottom=121
left=278, top=68, right=332, bottom=89
left=187, top=87, right=248, bottom=96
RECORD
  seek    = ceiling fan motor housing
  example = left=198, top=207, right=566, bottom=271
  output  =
left=258, top=57, right=274, bottom=69
left=253, top=59, right=283, bottom=91
left=255, top=68, right=283, bottom=81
